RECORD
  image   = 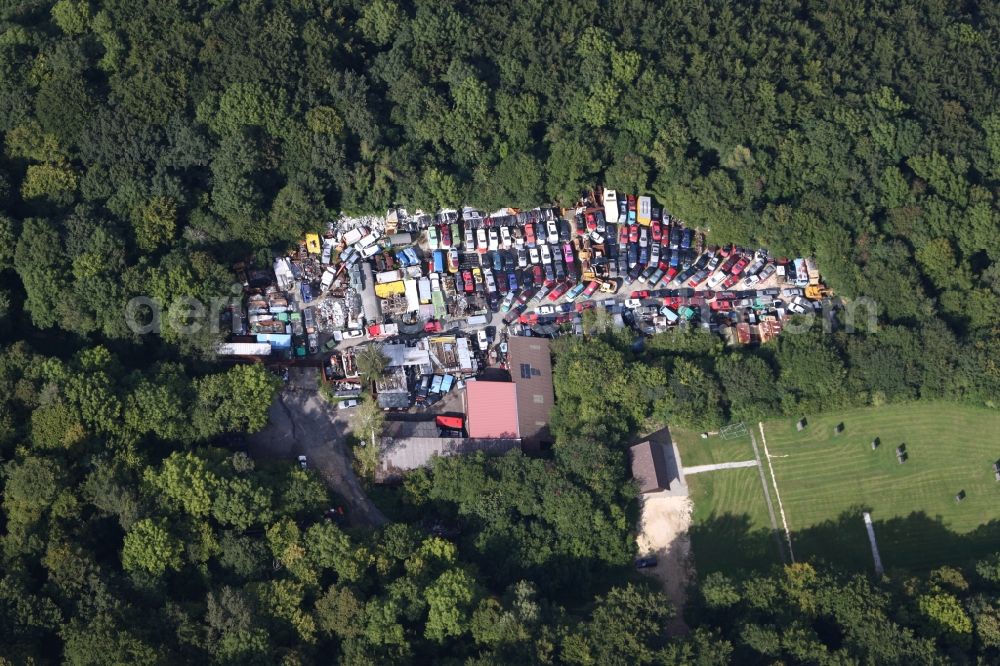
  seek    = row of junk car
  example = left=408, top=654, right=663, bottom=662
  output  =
left=391, top=190, right=829, bottom=336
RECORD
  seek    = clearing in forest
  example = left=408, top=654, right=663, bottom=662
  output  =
left=762, top=403, right=1000, bottom=572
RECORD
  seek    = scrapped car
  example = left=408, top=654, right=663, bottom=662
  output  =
left=546, top=219, right=559, bottom=244
left=524, top=222, right=537, bottom=247
left=540, top=243, right=552, bottom=264
left=546, top=281, right=570, bottom=301
left=563, top=281, right=586, bottom=302
left=562, top=242, right=575, bottom=264
left=500, top=225, right=512, bottom=249
left=500, top=291, right=516, bottom=312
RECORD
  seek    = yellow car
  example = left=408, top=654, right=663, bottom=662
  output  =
left=472, top=267, right=483, bottom=284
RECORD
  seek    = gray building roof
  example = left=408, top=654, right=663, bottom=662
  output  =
left=630, top=441, right=674, bottom=494
left=507, top=337, right=554, bottom=449
left=378, top=428, right=519, bottom=482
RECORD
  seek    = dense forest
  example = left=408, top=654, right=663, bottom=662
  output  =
left=1, top=0, right=999, bottom=663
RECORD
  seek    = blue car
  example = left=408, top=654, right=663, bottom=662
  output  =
left=300, top=282, right=314, bottom=302
left=491, top=251, right=503, bottom=272
left=508, top=271, right=519, bottom=292
left=681, top=228, right=693, bottom=250
left=669, top=249, right=680, bottom=268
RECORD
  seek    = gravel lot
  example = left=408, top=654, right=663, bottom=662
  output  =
left=636, top=494, right=694, bottom=636
left=248, top=368, right=387, bottom=527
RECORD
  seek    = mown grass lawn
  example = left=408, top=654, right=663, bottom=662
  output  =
left=671, top=426, right=756, bottom=468
left=686, top=466, right=782, bottom=575
left=763, top=403, right=1000, bottom=572
left=673, top=427, right=782, bottom=575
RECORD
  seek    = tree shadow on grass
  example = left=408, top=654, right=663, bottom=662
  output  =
left=691, top=506, right=1000, bottom=577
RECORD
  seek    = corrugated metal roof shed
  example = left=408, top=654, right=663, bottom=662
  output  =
left=382, top=344, right=431, bottom=368
left=378, top=435, right=519, bottom=482
left=217, top=342, right=271, bottom=356
left=464, top=380, right=520, bottom=439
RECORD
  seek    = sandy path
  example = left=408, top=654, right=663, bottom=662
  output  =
left=635, top=494, right=694, bottom=635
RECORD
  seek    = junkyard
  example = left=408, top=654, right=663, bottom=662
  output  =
left=220, top=189, right=837, bottom=429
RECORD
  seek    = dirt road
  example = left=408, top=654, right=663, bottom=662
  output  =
left=636, top=494, right=694, bottom=636
left=249, top=368, right=388, bottom=528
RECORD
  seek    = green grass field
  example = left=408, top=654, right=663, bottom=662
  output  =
left=763, top=403, right=1000, bottom=572
left=671, top=427, right=755, bottom=468
left=672, top=427, right=782, bottom=575
left=686, top=467, right=782, bottom=574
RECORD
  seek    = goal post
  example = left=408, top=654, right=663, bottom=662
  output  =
left=720, top=422, right=748, bottom=440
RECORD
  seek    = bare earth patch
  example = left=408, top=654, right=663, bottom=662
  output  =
left=636, top=494, right=695, bottom=635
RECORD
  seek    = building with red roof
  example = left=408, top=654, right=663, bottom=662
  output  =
left=464, top=380, right=521, bottom=440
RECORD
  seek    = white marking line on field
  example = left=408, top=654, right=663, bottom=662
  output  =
left=758, top=422, right=795, bottom=563
left=682, top=460, right=759, bottom=475
left=863, top=511, right=884, bottom=576
left=747, top=427, right=785, bottom=562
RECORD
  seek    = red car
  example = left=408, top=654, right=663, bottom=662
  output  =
left=722, top=274, right=740, bottom=289
left=630, top=289, right=649, bottom=299
left=423, top=319, right=443, bottom=333
left=650, top=221, right=662, bottom=242
left=665, top=266, right=678, bottom=282
left=627, top=195, right=637, bottom=211
left=619, top=224, right=629, bottom=245
left=461, top=269, right=475, bottom=293
left=524, top=223, right=536, bottom=247
left=532, top=265, right=544, bottom=286
left=519, top=312, right=539, bottom=325
left=575, top=301, right=596, bottom=312
left=548, top=281, right=570, bottom=301
left=583, top=280, right=601, bottom=297
left=439, top=224, right=451, bottom=247
left=629, top=224, right=639, bottom=243
left=710, top=300, right=733, bottom=311
left=730, top=257, right=749, bottom=275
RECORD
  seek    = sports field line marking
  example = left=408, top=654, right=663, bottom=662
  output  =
left=758, top=422, right=795, bottom=563
left=683, top=460, right=758, bottom=475
left=746, top=427, right=787, bottom=563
